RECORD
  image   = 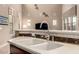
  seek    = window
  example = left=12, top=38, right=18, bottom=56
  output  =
left=72, top=16, right=77, bottom=30
left=63, top=16, right=77, bottom=30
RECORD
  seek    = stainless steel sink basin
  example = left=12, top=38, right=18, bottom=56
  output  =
left=31, top=42, right=63, bottom=51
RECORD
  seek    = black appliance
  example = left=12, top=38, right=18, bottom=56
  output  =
left=35, top=23, right=48, bottom=30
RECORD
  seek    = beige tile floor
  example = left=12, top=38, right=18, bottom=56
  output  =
left=0, top=43, right=10, bottom=54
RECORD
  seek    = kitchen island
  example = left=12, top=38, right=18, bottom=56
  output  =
left=8, top=37, right=79, bottom=54
left=15, top=29, right=79, bottom=44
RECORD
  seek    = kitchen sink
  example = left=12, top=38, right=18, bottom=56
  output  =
left=31, top=42, right=63, bottom=51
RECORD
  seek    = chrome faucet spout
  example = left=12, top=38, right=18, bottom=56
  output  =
left=46, top=30, right=54, bottom=42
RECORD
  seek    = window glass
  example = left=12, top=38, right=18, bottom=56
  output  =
left=63, top=16, right=77, bottom=30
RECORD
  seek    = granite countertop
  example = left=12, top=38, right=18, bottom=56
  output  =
left=8, top=37, right=79, bottom=54
left=15, top=29, right=79, bottom=39
left=15, top=29, right=79, bottom=34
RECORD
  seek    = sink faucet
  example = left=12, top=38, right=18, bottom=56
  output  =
left=46, top=30, right=50, bottom=41
left=40, top=21, right=54, bottom=42
left=45, top=30, right=54, bottom=42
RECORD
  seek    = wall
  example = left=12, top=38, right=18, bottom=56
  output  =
left=22, top=4, right=62, bottom=30
left=0, top=5, right=10, bottom=46
left=0, top=5, right=8, bottom=17
left=0, top=25, right=10, bottom=45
